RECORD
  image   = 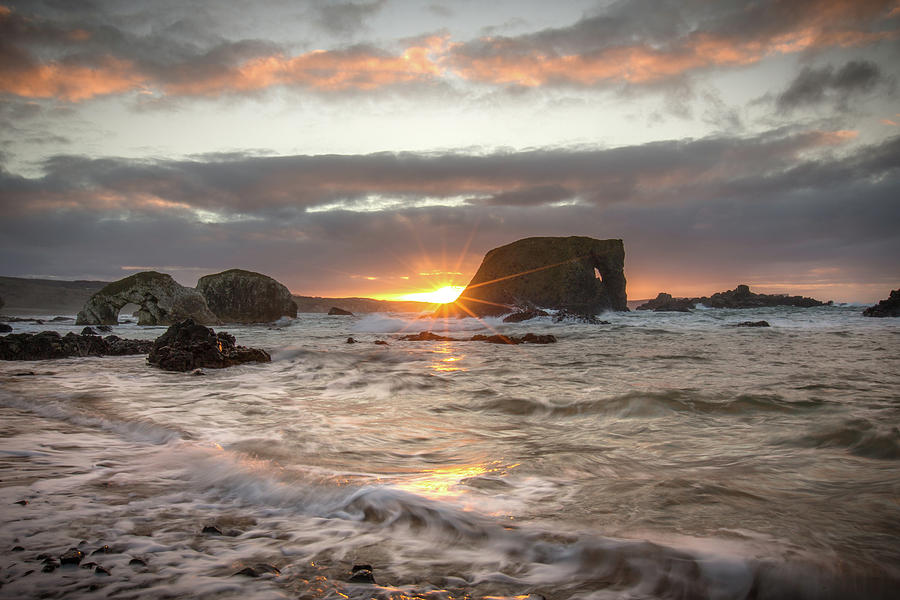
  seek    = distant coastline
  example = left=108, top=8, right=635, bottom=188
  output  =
left=0, top=275, right=431, bottom=316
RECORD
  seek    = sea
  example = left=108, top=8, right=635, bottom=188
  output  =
left=1, top=305, right=898, bottom=600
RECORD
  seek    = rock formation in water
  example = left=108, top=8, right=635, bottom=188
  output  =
left=147, top=319, right=271, bottom=372
left=196, top=269, right=297, bottom=323
left=328, top=307, right=354, bottom=316
left=863, top=289, right=900, bottom=317
left=696, top=284, right=830, bottom=308
left=76, top=272, right=218, bottom=326
left=637, top=285, right=830, bottom=311
left=399, top=331, right=557, bottom=344
left=435, top=236, right=627, bottom=317
left=636, top=293, right=695, bottom=312
left=0, top=331, right=153, bottom=360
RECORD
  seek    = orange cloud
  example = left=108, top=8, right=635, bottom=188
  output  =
left=0, top=57, right=146, bottom=101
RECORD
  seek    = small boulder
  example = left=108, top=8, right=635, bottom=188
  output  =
left=374, top=340, right=388, bottom=345
left=81, top=327, right=98, bottom=336
left=636, top=293, right=695, bottom=312
left=552, top=309, right=609, bottom=324
left=328, top=307, right=354, bottom=316
left=400, top=331, right=457, bottom=341
left=863, top=289, right=900, bottom=317
left=60, top=548, right=85, bottom=565
left=0, top=323, right=12, bottom=333
left=234, top=564, right=281, bottom=577
left=346, top=337, right=358, bottom=344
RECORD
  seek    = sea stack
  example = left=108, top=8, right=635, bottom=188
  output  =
left=196, top=269, right=297, bottom=323
left=76, top=272, right=219, bottom=326
left=436, top=236, right=627, bottom=317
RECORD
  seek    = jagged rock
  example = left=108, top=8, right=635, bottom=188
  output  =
left=374, top=340, right=388, bottom=345
left=0, top=295, right=4, bottom=311
left=0, top=323, right=11, bottom=333
left=346, top=337, right=358, bottom=343
left=733, top=321, right=771, bottom=327
left=0, top=331, right=151, bottom=361
left=503, top=309, right=549, bottom=323
left=863, top=289, right=900, bottom=317
left=696, top=284, right=829, bottom=308
left=196, top=269, right=297, bottom=323
left=76, top=272, right=218, bottom=326
left=552, top=309, right=610, bottom=324
left=81, top=326, right=98, bottom=336
left=147, top=319, right=271, bottom=372
left=636, top=293, right=695, bottom=312
left=328, top=307, right=354, bottom=316
left=434, top=236, right=627, bottom=317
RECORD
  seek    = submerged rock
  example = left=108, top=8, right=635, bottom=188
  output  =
left=552, top=309, right=610, bottom=324
left=147, top=319, right=271, bottom=372
left=502, top=308, right=549, bottom=323
left=636, top=293, right=695, bottom=312
left=733, top=321, right=771, bottom=327
left=400, top=331, right=557, bottom=344
left=77, top=271, right=218, bottom=326
left=328, top=307, right=354, bottom=316
left=196, top=269, right=297, bottom=323
left=434, top=236, right=627, bottom=317
left=348, top=564, right=376, bottom=584
left=234, top=564, right=281, bottom=577
left=863, top=289, right=900, bottom=317
left=0, top=323, right=11, bottom=333
left=0, top=332, right=152, bottom=361
left=81, top=326, right=98, bottom=335
left=59, top=548, right=84, bottom=566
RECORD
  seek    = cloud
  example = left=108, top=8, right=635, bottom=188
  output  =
left=1, top=130, right=897, bottom=299
left=776, top=60, right=889, bottom=112
left=1, top=0, right=897, bottom=102
left=310, top=0, right=386, bottom=36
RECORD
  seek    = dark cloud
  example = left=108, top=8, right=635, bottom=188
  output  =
left=310, top=0, right=386, bottom=36
left=777, top=60, right=889, bottom=112
left=1, top=132, right=897, bottom=298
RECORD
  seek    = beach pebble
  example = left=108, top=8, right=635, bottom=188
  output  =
left=59, top=548, right=84, bottom=565
left=374, top=340, right=388, bottom=345
left=90, top=545, right=110, bottom=555
left=14, top=500, right=28, bottom=505
left=201, top=525, right=223, bottom=535
left=128, top=557, right=147, bottom=567
left=95, top=565, right=111, bottom=576
left=11, top=545, right=24, bottom=552
left=346, top=337, right=358, bottom=343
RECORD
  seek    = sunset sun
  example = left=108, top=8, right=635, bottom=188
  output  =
left=397, top=285, right=465, bottom=304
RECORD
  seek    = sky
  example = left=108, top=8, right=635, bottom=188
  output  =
left=1, top=0, right=898, bottom=303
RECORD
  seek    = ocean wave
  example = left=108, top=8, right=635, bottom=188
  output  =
left=448, top=390, right=825, bottom=418
left=786, top=418, right=900, bottom=459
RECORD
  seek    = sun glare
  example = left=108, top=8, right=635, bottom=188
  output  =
left=397, top=285, right=465, bottom=303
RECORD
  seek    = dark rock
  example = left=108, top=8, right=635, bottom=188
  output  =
left=434, top=236, right=627, bottom=318
left=147, top=320, right=271, bottom=372
left=128, top=558, right=147, bottom=567
left=470, top=333, right=557, bottom=344
left=234, top=564, right=281, bottom=577
left=201, top=525, right=223, bottom=535
left=695, top=284, right=829, bottom=308
left=81, top=327, right=98, bottom=336
left=96, top=325, right=112, bottom=332
left=50, top=316, right=72, bottom=322
left=94, top=565, right=111, bottom=576
left=11, top=546, right=24, bottom=551
left=12, top=371, right=35, bottom=376
left=636, top=293, right=695, bottom=312
left=191, top=368, right=205, bottom=376
left=196, top=269, right=297, bottom=323
left=400, top=331, right=457, bottom=341
left=42, top=561, right=58, bottom=573
left=59, top=548, right=84, bottom=565
left=733, top=321, right=771, bottom=327
left=374, top=340, right=388, bottom=345
left=14, top=500, right=27, bottom=505
left=77, top=271, right=218, bottom=326
left=328, top=307, right=354, bottom=316
left=346, top=337, right=358, bottom=344
left=80, top=562, right=98, bottom=569
left=348, top=564, right=376, bottom=584
left=0, top=323, right=11, bottom=333
left=863, top=289, right=900, bottom=317
left=90, top=545, right=110, bottom=555
left=502, top=308, right=549, bottom=323
left=0, top=331, right=151, bottom=361
left=552, top=309, right=610, bottom=324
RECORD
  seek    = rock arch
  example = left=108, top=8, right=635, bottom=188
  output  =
left=76, top=272, right=218, bottom=326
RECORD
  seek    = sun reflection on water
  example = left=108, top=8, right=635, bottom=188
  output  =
left=430, top=342, right=467, bottom=372
left=394, top=461, right=513, bottom=502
